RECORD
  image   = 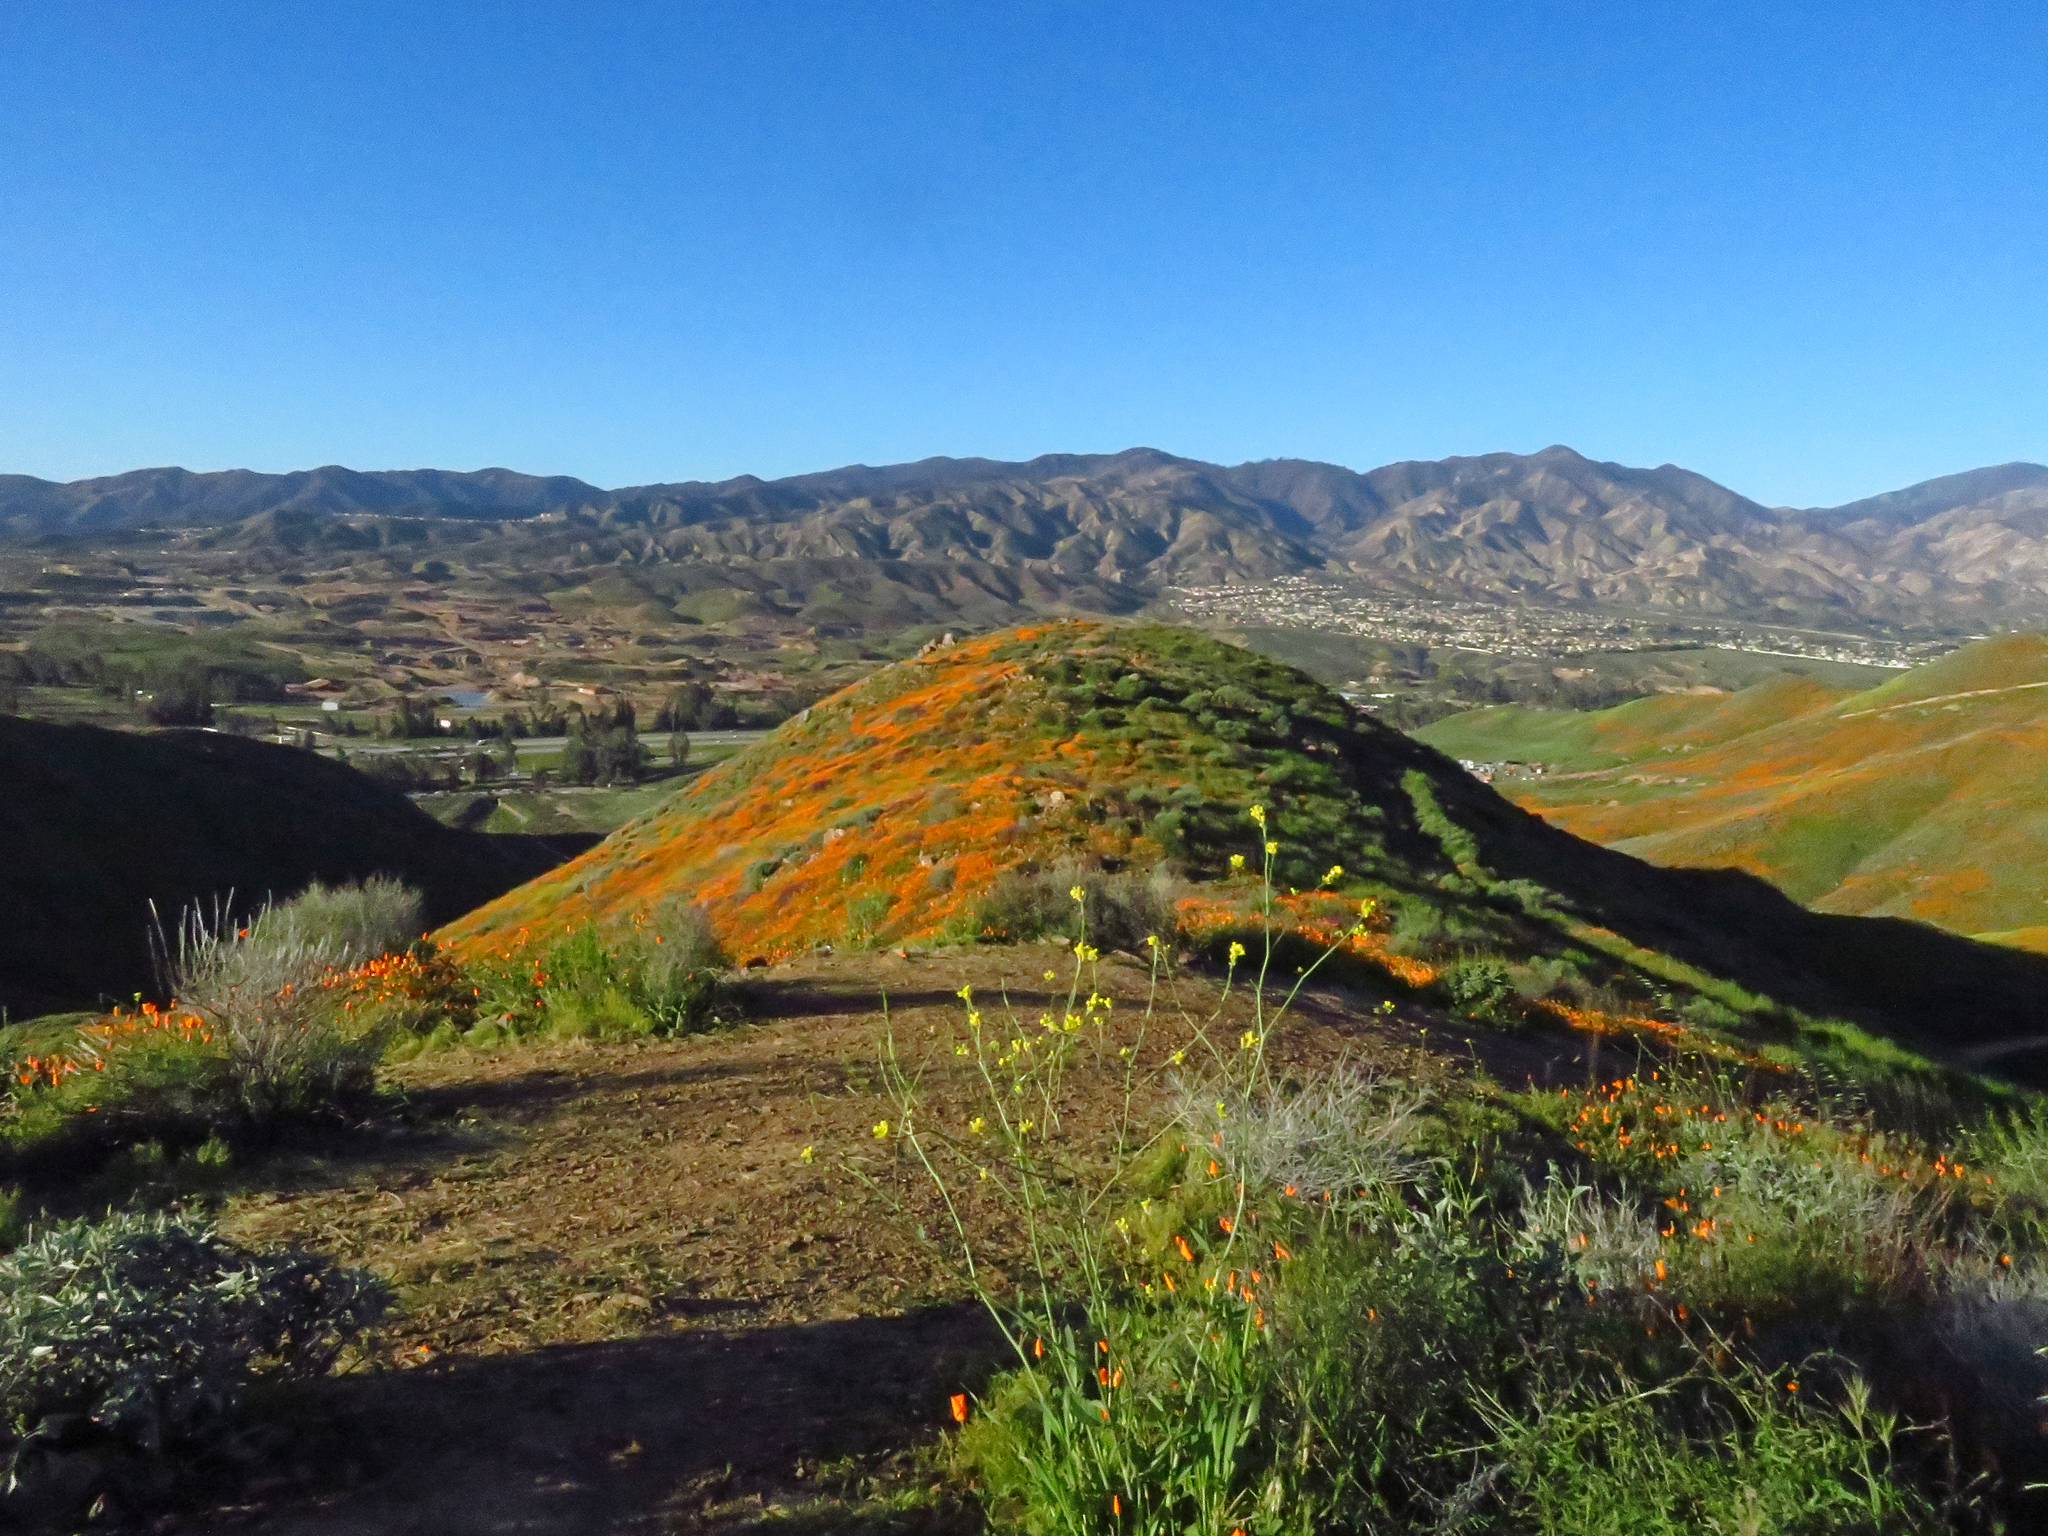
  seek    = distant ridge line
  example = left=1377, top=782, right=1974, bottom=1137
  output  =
left=7, top=445, right=2048, bottom=624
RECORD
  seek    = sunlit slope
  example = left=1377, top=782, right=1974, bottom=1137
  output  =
left=1424, top=635, right=2048, bottom=943
left=1416, top=674, right=1848, bottom=773
left=445, top=622, right=2048, bottom=1060
left=443, top=622, right=1437, bottom=960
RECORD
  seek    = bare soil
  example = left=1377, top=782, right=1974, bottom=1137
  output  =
left=154, top=946, right=1601, bottom=1534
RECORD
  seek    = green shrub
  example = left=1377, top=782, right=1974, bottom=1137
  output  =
left=465, top=900, right=732, bottom=1045
left=1437, top=954, right=1520, bottom=1025
left=154, top=901, right=384, bottom=1123
left=845, top=891, right=895, bottom=949
left=248, top=876, right=422, bottom=960
left=1678, top=993, right=1744, bottom=1031
left=0, top=1212, right=387, bottom=1519
left=970, top=860, right=1181, bottom=952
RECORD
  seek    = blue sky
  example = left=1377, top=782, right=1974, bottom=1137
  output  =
left=1, top=1, right=2043, bottom=505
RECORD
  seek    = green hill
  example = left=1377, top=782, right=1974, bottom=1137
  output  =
left=0, top=717, right=591, bottom=1015
left=446, top=621, right=2048, bottom=1078
left=1417, top=634, right=2048, bottom=950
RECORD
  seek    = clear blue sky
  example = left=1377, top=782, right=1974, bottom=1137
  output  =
left=2, top=1, right=2043, bottom=506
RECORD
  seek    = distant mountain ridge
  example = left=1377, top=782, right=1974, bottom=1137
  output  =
left=9, top=446, right=2048, bottom=624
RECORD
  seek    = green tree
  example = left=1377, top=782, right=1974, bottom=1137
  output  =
left=560, top=716, right=595, bottom=785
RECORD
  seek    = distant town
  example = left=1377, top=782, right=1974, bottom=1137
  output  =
left=1164, top=575, right=1968, bottom=671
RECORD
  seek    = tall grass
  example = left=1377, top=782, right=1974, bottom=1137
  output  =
left=151, top=887, right=405, bottom=1120
left=247, top=874, right=422, bottom=959
left=1, top=882, right=427, bottom=1163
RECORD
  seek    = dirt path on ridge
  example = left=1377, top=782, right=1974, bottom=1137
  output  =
left=156, top=945, right=1593, bottom=1535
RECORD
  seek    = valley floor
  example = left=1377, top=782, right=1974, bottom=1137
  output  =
left=173, top=946, right=1590, bottom=1535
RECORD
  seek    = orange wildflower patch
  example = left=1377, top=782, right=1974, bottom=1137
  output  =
left=438, top=623, right=1184, bottom=962
left=1173, top=890, right=1438, bottom=988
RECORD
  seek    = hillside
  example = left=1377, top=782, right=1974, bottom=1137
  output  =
left=444, top=621, right=2048, bottom=1072
left=1418, top=634, right=2048, bottom=949
left=10, top=448, right=2048, bottom=626
left=0, top=717, right=592, bottom=1014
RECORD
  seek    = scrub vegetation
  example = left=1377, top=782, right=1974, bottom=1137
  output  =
left=6, top=621, right=2048, bottom=1530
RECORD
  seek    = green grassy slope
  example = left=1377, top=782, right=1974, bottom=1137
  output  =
left=0, top=717, right=592, bottom=1015
left=1415, top=673, right=1848, bottom=771
left=1417, top=634, right=2048, bottom=946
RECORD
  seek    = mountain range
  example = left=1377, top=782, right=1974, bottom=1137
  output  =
left=7, top=447, right=2048, bottom=626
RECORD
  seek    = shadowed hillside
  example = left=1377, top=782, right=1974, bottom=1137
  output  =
left=445, top=621, right=2048, bottom=1076
left=1419, top=634, right=2048, bottom=949
left=0, top=717, right=594, bottom=1015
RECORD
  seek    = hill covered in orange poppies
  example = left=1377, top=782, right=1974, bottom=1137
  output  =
left=1418, top=634, right=2048, bottom=951
left=444, top=622, right=2048, bottom=1072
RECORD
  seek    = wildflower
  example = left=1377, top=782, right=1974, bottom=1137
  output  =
left=1273, top=1240, right=1292, bottom=1260
left=1227, top=941, right=1246, bottom=963
left=1070, top=884, right=1085, bottom=903
left=799, top=1145, right=815, bottom=1164
left=1218, top=1215, right=1234, bottom=1233
left=1169, top=1049, right=1186, bottom=1066
left=1265, top=840, right=1278, bottom=856
left=1229, top=854, right=1246, bottom=871
left=1174, top=1235, right=1194, bottom=1262
left=1145, top=933, right=1160, bottom=948
left=1248, top=804, right=1266, bottom=825
left=872, top=1120, right=891, bottom=1138
left=1322, top=864, right=1343, bottom=885
left=1018, top=1118, right=1035, bottom=1135
left=950, top=1393, right=969, bottom=1423
left=1033, top=1336, right=1045, bottom=1358
left=1239, top=1030, right=1257, bottom=1051
left=953, top=1043, right=969, bottom=1056
left=968, top=1116, right=986, bottom=1135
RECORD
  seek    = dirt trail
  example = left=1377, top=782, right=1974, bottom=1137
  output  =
left=169, top=947, right=1594, bottom=1534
